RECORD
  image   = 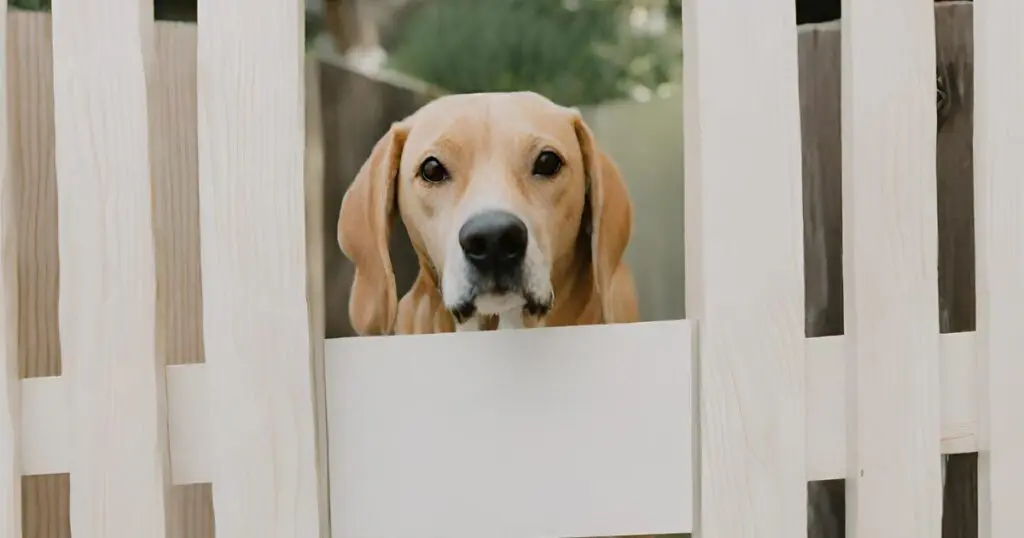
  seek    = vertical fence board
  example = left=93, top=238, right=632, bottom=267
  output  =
left=196, top=0, right=323, bottom=536
left=50, top=1, right=170, bottom=537
left=975, top=1, right=1024, bottom=536
left=682, top=0, right=806, bottom=535
left=841, top=0, right=942, bottom=536
left=0, top=1, right=21, bottom=537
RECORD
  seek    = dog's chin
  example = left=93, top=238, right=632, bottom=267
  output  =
left=447, top=289, right=552, bottom=325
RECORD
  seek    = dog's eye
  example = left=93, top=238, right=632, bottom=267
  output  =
left=419, top=157, right=450, bottom=183
left=532, top=150, right=563, bottom=177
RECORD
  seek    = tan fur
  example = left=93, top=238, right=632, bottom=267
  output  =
left=338, top=91, right=638, bottom=335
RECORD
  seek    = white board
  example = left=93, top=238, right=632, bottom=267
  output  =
left=196, top=0, right=324, bottom=536
left=682, top=0, right=808, bottom=535
left=51, top=0, right=170, bottom=536
left=840, top=0, right=942, bottom=536
left=974, top=1, right=1024, bottom=536
left=327, top=320, right=692, bottom=538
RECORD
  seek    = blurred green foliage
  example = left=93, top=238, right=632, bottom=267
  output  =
left=386, top=0, right=681, bottom=106
left=7, top=0, right=194, bottom=18
left=8, top=0, right=48, bottom=10
left=7, top=0, right=681, bottom=104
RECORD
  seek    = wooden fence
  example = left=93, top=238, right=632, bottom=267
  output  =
left=681, top=0, right=1023, bottom=536
left=1, top=1, right=1023, bottom=538
left=0, top=2, right=327, bottom=537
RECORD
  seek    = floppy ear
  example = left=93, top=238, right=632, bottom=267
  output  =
left=337, top=122, right=409, bottom=335
left=573, top=114, right=639, bottom=323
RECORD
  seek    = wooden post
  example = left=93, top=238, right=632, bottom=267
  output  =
left=196, top=0, right=325, bottom=536
left=51, top=0, right=171, bottom=536
left=682, top=0, right=808, bottom=535
left=975, top=1, right=1024, bottom=536
left=841, top=0, right=942, bottom=536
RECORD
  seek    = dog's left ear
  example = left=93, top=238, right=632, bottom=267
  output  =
left=572, top=113, right=639, bottom=323
left=337, top=122, right=409, bottom=335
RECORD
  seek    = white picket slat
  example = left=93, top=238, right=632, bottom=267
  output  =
left=0, top=0, right=22, bottom=536
left=50, top=0, right=170, bottom=536
left=974, top=1, right=1024, bottom=536
left=682, top=0, right=807, bottom=535
left=195, top=0, right=323, bottom=536
left=840, top=0, right=942, bottom=535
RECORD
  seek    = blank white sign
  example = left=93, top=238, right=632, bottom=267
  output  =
left=326, top=320, right=692, bottom=538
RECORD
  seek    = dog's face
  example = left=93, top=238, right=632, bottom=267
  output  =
left=338, top=91, right=632, bottom=335
left=395, top=92, right=586, bottom=322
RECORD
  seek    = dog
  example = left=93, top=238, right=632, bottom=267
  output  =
left=337, top=91, right=639, bottom=335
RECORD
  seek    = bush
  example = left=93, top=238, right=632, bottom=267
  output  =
left=386, top=0, right=681, bottom=106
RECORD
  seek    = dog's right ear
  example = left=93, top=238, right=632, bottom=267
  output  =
left=338, top=122, right=409, bottom=336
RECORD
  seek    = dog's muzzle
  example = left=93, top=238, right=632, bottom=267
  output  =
left=447, top=210, right=551, bottom=323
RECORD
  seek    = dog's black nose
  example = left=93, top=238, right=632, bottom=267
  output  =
left=458, top=210, right=528, bottom=273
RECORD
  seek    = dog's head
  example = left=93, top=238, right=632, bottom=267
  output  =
left=338, top=91, right=632, bottom=335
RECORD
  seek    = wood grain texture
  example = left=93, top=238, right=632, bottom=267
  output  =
left=841, top=0, right=942, bottom=536
left=797, top=6, right=979, bottom=537
left=8, top=13, right=58, bottom=383
left=50, top=0, right=170, bottom=536
left=974, top=1, right=1024, bottom=537
left=153, top=22, right=203, bottom=371
left=20, top=475, right=67, bottom=538
left=150, top=21, right=215, bottom=538
left=7, top=13, right=217, bottom=537
left=7, top=12, right=69, bottom=538
left=0, top=1, right=21, bottom=537
left=196, top=0, right=324, bottom=535
left=682, top=0, right=807, bottom=536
